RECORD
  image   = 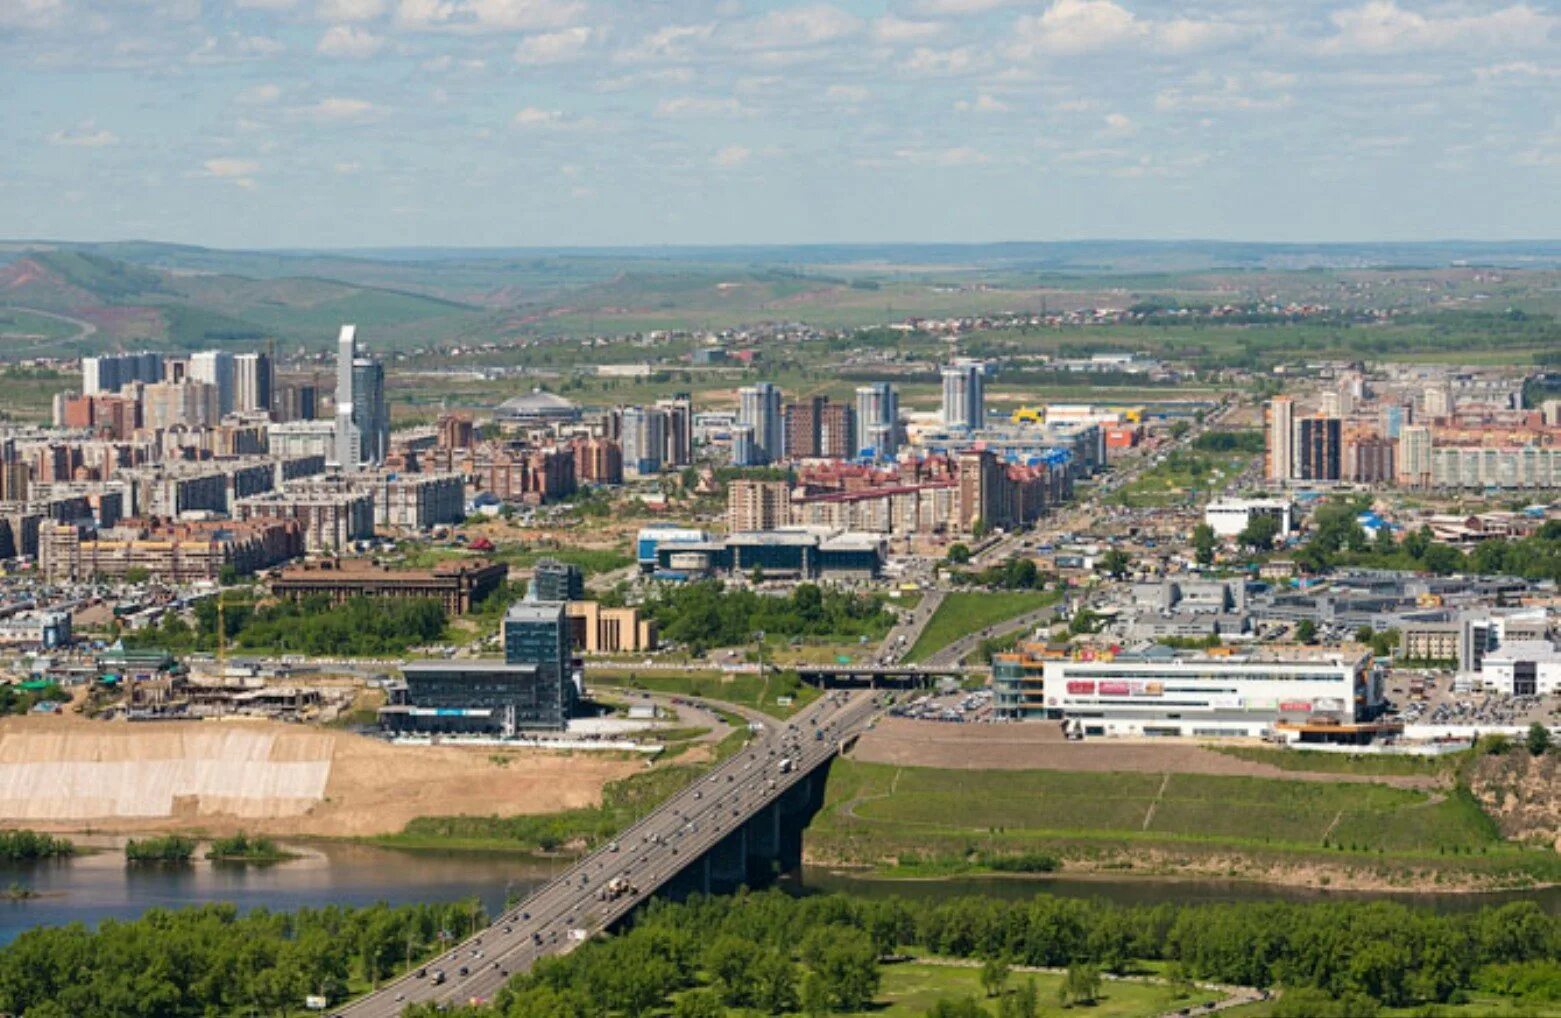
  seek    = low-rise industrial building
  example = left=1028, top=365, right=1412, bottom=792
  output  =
left=268, top=557, right=508, bottom=614
left=38, top=517, right=304, bottom=581
left=566, top=601, right=658, bottom=654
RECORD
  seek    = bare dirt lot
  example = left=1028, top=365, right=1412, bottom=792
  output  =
left=0, top=713, right=639, bottom=838
left=854, top=718, right=1440, bottom=789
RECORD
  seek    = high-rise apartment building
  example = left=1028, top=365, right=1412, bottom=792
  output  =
left=275, top=380, right=318, bottom=422
left=1345, top=435, right=1395, bottom=484
left=728, top=479, right=791, bottom=533
left=233, top=352, right=273, bottom=415
left=656, top=394, right=693, bottom=468
left=783, top=396, right=854, bottom=460
left=1423, top=384, right=1454, bottom=420
left=737, top=382, right=784, bottom=465
left=1297, top=416, right=1342, bottom=481
left=334, top=325, right=388, bottom=470
left=854, top=383, right=899, bottom=458
left=142, top=380, right=219, bottom=431
left=620, top=406, right=667, bottom=475
left=1397, top=425, right=1433, bottom=487
left=82, top=353, right=164, bottom=395
left=730, top=424, right=761, bottom=467
left=941, top=360, right=985, bottom=431
left=189, top=351, right=236, bottom=416
left=1266, top=396, right=1295, bottom=482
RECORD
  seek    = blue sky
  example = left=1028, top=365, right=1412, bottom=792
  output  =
left=2, top=0, right=1557, bottom=248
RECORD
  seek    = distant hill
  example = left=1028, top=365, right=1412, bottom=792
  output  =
left=1, top=237, right=1559, bottom=355
left=0, top=247, right=490, bottom=354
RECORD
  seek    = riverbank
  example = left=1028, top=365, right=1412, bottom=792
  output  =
left=806, top=757, right=1561, bottom=893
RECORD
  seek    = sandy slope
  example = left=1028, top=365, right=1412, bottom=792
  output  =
left=0, top=714, right=638, bottom=837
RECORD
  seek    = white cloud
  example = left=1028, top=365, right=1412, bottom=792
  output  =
left=739, top=4, right=862, bottom=50
left=1102, top=111, right=1136, bottom=134
left=1009, top=0, right=1243, bottom=58
left=236, top=0, right=299, bottom=8
left=1156, top=18, right=1246, bottom=54
left=1011, top=0, right=1142, bottom=56
left=203, top=157, right=260, bottom=187
left=714, top=145, right=751, bottom=167
left=237, top=83, right=283, bottom=104
left=1155, top=76, right=1292, bottom=113
left=333, top=161, right=362, bottom=174
left=317, top=25, right=385, bottom=57
left=826, top=84, right=870, bottom=103
left=0, top=0, right=64, bottom=28
left=616, top=23, right=714, bottom=62
left=300, top=96, right=380, bottom=120
left=872, top=15, right=942, bottom=43
left=1321, top=2, right=1555, bottom=54
left=47, top=120, right=118, bottom=148
left=655, top=96, right=748, bottom=117
left=514, top=26, right=592, bottom=64
left=1476, top=61, right=1561, bottom=81
left=513, top=105, right=562, bottom=126
left=904, top=45, right=974, bottom=75
left=955, top=93, right=1010, bottom=113
left=395, top=0, right=583, bottom=32
left=317, top=0, right=385, bottom=20
left=896, top=145, right=990, bottom=167
left=189, top=33, right=287, bottom=64
left=915, top=0, right=1011, bottom=12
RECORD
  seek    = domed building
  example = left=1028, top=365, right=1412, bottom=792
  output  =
left=494, top=389, right=581, bottom=426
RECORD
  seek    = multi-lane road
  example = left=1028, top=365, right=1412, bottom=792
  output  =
left=335, top=689, right=883, bottom=1016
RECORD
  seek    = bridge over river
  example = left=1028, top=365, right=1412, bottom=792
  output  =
left=336, top=689, right=883, bottom=1015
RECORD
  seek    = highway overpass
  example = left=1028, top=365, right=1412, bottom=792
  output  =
left=334, top=689, right=883, bottom=1016
left=793, top=663, right=984, bottom=687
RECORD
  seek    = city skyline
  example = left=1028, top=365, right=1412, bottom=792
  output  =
left=2, top=0, right=1557, bottom=248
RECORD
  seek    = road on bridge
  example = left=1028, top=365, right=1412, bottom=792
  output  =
left=334, top=689, right=883, bottom=1016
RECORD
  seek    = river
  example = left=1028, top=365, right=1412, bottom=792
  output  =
left=2, top=839, right=1557, bottom=945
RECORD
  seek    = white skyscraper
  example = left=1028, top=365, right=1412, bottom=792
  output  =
left=1267, top=395, right=1295, bottom=482
left=189, top=351, right=236, bottom=416
left=737, top=382, right=784, bottom=465
left=233, top=352, right=273, bottom=415
left=941, top=360, right=985, bottom=431
left=854, top=382, right=899, bottom=457
left=621, top=406, right=667, bottom=476
left=334, top=324, right=388, bottom=470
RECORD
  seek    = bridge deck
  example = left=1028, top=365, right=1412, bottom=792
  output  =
left=335, top=690, right=881, bottom=1016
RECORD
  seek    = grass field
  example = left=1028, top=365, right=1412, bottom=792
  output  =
left=809, top=761, right=1535, bottom=874
left=1210, top=745, right=1461, bottom=779
left=833, top=959, right=1200, bottom=1017
left=1109, top=448, right=1259, bottom=508
left=904, top=591, right=1056, bottom=663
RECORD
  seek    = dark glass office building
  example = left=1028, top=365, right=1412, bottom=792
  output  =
left=382, top=599, right=576, bottom=734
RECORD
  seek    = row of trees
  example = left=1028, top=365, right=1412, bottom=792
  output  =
left=126, top=593, right=449, bottom=656
left=638, top=581, right=894, bottom=653
left=411, top=890, right=1561, bottom=1017
left=0, top=900, right=485, bottom=1017
left=1290, top=501, right=1561, bottom=583
left=0, top=829, right=73, bottom=861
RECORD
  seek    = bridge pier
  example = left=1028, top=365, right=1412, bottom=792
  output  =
left=703, top=824, right=748, bottom=894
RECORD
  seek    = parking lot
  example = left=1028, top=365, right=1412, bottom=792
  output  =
left=1386, top=670, right=1560, bottom=729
